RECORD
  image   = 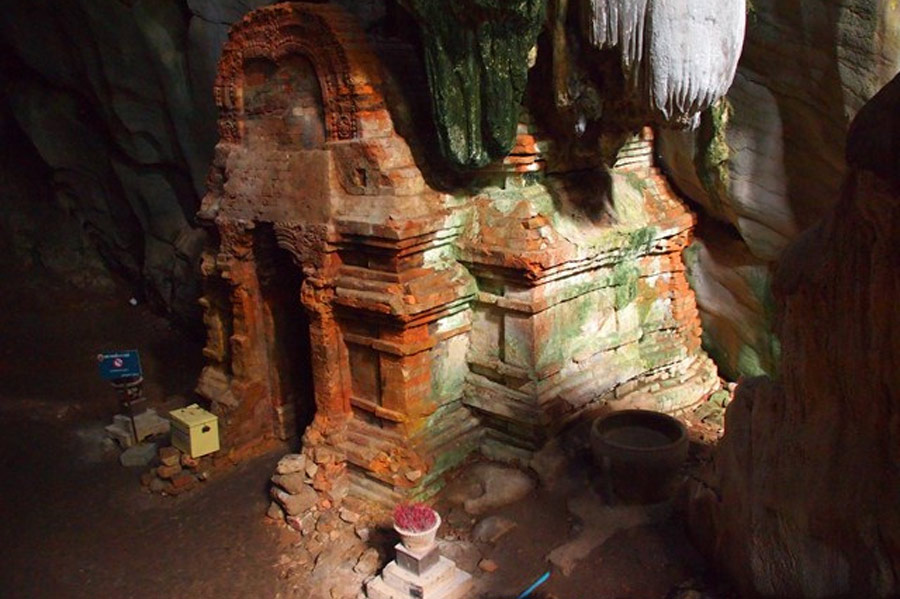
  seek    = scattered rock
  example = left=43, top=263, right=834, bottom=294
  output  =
left=327, top=572, right=363, bottom=599
left=437, top=539, right=481, bottom=573
left=339, top=507, right=360, bottom=524
left=316, top=510, right=338, bottom=534
left=267, top=501, right=285, bottom=520
left=158, top=446, right=180, bottom=467
left=272, top=485, right=318, bottom=516
left=306, top=536, right=325, bottom=558
left=276, top=453, right=307, bottom=475
left=529, top=438, right=569, bottom=490
left=478, top=558, right=499, bottom=573
left=306, top=461, right=319, bottom=478
left=314, top=446, right=336, bottom=465
left=181, top=453, right=200, bottom=469
left=693, top=390, right=731, bottom=429
left=446, top=506, right=474, bottom=531
left=472, top=516, right=517, bottom=544
left=107, top=411, right=170, bottom=448
left=157, top=463, right=183, bottom=480
left=545, top=488, right=670, bottom=575
left=354, top=526, right=370, bottom=542
left=294, top=547, right=313, bottom=567
left=442, top=475, right=487, bottom=506
left=285, top=514, right=302, bottom=533
left=120, top=442, right=157, bottom=467
left=353, top=547, right=380, bottom=575
left=272, top=472, right=308, bottom=495
left=197, top=470, right=210, bottom=481
left=149, top=477, right=168, bottom=493
left=463, top=464, right=536, bottom=515
left=286, top=511, right=317, bottom=535
left=405, top=469, right=423, bottom=482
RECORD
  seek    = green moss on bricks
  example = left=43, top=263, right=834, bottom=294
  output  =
left=635, top=280, right=658, bottom=325
left=627, top=226, right=655, bottom=253
left=623, top=170, right=650, bottom=193
left=399, top=0, right=547, bottom=169
left=613, top=263, right=640, bottom=310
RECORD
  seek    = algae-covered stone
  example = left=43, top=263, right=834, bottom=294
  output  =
left=683, top=235, right=780, bottom=380
left=398, top=0, right=547, bottom=169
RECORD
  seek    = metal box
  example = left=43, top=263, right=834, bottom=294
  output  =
left=169, top=404, right=220, bottom=458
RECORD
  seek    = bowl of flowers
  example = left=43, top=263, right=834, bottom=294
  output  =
left=392, top=502, right=441, bottom=551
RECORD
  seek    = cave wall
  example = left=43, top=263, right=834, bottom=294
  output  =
left=0, top=0, right=279, bottom=317
left=0, top=102, right=116, bottom=291
left=0, top=0, right=411, bottom=318
left=658, top=0, right=900, bottom=379
left=689, top=73, right=900, bottom=597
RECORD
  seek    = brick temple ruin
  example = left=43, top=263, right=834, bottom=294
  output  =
left=195, top=2, right=718, bottom=505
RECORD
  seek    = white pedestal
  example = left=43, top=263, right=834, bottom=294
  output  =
left=366, top=553, right=472, bottom=599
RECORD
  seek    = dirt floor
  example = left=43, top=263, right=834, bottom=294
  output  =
left=0, top=262, right=732, bottom=599
left=0, top=264, right=296, bottom=598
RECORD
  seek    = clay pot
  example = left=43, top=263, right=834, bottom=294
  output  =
left=394, top=511, right=441, bottom=552
left=590, top=409, right=689, bottom=503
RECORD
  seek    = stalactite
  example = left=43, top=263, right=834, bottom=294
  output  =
left=584, top=0, right=745, bottom=125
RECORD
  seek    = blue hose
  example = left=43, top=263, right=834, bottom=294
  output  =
left=517, top=570, right=551, bottom=599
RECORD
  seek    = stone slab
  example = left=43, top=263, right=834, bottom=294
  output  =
left=120, top=442, right=158, bottom=467
left=106, top=409, right=170, bottom=447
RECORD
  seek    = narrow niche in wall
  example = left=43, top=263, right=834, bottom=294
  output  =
left=254, top=225, right=315, bottom=440
left=341, top=320, right=384, bottom=423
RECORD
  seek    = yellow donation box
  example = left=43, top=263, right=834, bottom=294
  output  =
left=169, top=404, right=220, bottom=458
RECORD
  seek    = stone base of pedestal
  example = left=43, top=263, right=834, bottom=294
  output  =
left=366, top=555, right=472, bottom=599
left=395, top=543, right=440, bottom=576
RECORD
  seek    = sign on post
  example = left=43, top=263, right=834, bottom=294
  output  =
left=97, top=350, right=142, bottom=381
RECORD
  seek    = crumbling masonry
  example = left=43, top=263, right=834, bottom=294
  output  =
left=195, top=2, right=718, bottom=505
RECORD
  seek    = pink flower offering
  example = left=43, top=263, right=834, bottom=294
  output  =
left=393, top=502, right=437, bottom=532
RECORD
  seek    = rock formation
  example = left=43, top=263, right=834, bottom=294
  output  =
left=0, top=104, right=114, bottom=291
left=0, top=0, right=286, bottom=317
left=690, top=74, right=900, bottom=597
left=582, top=0, right=745, bottom=126
left=397, top=0, right=547, bottom=169
left=658, top=0, right=900, bottom=378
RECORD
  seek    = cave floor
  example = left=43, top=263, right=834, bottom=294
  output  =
left=0, top=266, right=295, bottom=599
left=0, top=264, right=731, bottom=599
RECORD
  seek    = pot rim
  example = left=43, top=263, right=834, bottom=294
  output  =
left=591, top=409, right=687, bottom=453
left=393, top=510, right=442, bottom=536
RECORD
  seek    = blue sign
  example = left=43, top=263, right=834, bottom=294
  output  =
left=97, top=350, right=142, bottom=380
